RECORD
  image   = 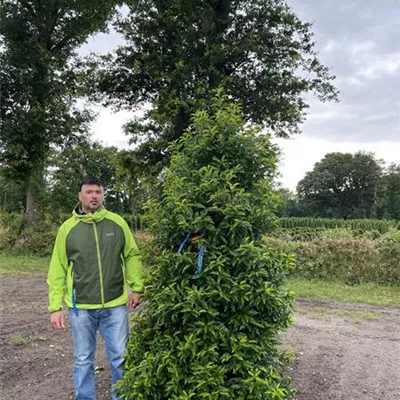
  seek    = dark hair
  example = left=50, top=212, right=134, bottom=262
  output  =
left=80, top=176, right=105, bottom=190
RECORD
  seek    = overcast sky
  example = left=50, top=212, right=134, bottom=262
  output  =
left=81, top=0, right=400, bottom=190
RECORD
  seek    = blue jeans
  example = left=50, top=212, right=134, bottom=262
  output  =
left=68, top=305, right=129, bottom=400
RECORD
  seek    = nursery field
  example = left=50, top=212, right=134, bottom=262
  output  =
left=1, top=273, right=399, bottom=400
left=1, top=219, right=399, bottom=399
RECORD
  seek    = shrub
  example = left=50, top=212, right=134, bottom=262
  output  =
left=116, top=93, right=295, bottom=399
left=11, top=221, right=58, bottom=256
left=377, top=229, right=400, bottom=244
left=272, top=227, right=384, bottom=242
left=271, top=227, right=325, bottom=241
left=266, top=236, right=400, bottom=286
left=122, top=214, right=145, bottom=231
left=0, top=213, right=25, bottom=251
left=319, top=229, right=355, bottom=241
left=376, top=242, right=400, bottom=284
left=0, top=213, right=149, bottom=257
left=0, top=213, right=61, bottom=256
left=133, top=230, right=158, bottom=274
left=0, top=216, right=58, bottom=256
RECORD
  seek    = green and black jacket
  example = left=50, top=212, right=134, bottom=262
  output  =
left=47, top=207, right=144, bottom=312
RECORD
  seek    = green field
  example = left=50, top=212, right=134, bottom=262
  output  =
left=286, top=277, right=400, bottom=306
left=0, top=253, right=50, bottom=275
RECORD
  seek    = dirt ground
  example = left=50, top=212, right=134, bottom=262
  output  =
left=0, top=275, right=399, bottom=400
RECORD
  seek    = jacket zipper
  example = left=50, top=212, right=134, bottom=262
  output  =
left=92, top=222, right=105, bottom=307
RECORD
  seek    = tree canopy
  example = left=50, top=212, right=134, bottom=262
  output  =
left=0, top=0, right=118, bottom=224
left=93, top=0, right=338, bottom=171
left=296, top=152, right=382, bottom=219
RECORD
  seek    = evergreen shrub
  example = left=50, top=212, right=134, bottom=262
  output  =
left=116, top=93, right=295, bottom=399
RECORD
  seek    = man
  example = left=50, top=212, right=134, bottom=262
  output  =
left=47, top=176, right=144, bottom=400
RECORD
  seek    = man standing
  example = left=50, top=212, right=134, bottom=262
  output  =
left=47, top=177, right=144, bottom=400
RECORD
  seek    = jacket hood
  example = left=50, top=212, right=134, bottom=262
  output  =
left=72, top=204, right=107, bottom=223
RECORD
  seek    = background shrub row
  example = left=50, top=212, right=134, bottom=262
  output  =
left=1, top=213, right=399, bottom=285
left=265, top=234, right=400, bottom=286
left=279, top=217, right=399, bottom=233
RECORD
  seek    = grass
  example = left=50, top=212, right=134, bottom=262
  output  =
left=297, top=305, right=382, bottom=323
left=0, top=252, right=49, bottom=275
left=30, top=335, right=48, bottom=342
left=9, top=334, right=48, bottom=346
left=340, top=310, right=382, bottom=324
left=286, top=277, right=400, bottom=307
left=10, top=336, right=26, bottom=346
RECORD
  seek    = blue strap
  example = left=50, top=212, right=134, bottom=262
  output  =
left=178, top=232, right=205, bottom=276
left=178, top=231, right=192, bottom=254
left=72, top=288, right=79, bottom=317
left=197, top=245, right=205, bottom=276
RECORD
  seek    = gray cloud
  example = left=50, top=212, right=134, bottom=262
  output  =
left=291, top=0, right=400, bottom=142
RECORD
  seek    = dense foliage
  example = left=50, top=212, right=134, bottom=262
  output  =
left=92, top=0, right=338, bottom=187
left=115, top=94, right=295, bottom=399
left=267, top=228, right=400, bottom=286
left=277, top=157, right=400, bottom=221
left=296, top=152, right=382, bottom=219
left=376, top=163, right=400, bottom=220
left=46, top=138, right=122, bottom=213
left=0, top=0, right=118, bottom=225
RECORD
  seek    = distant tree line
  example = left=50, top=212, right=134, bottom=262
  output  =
left=276, top=152, right=400, bottom=220
left=1, top=140, right=398, bottom=221
left=0, top=136, right=157, bottom=216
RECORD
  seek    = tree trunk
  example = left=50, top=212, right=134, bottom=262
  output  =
left=25, top=175, right=41, bottom=227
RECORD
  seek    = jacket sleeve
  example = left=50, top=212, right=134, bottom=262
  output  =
left=122, top=221, right=144, bottom=293
left=47, top=225, right=69, bottom=312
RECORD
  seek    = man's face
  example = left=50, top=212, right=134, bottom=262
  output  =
left=79, top=184, right=104, bottom=213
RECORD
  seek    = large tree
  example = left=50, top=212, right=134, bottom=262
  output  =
left=0, top=0, right=117, bottom=225
left=297, top=152, right=382, bottom=219
left=94, top=0, right=338, bottom=173
left=376, top=163, right=400, bottom=220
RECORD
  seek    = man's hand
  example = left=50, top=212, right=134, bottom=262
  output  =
left=50, top=310, right=65, bottom=330
left=128, top=293, right=141, bottom=309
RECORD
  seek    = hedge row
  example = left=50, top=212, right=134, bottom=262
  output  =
left=2, top=213, right=398, bottom=233
left=279, top=217, right=399, bottom=233
left=271, top=227, right=384, bottom=242
left=265, top=235, right=400, bottom=286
